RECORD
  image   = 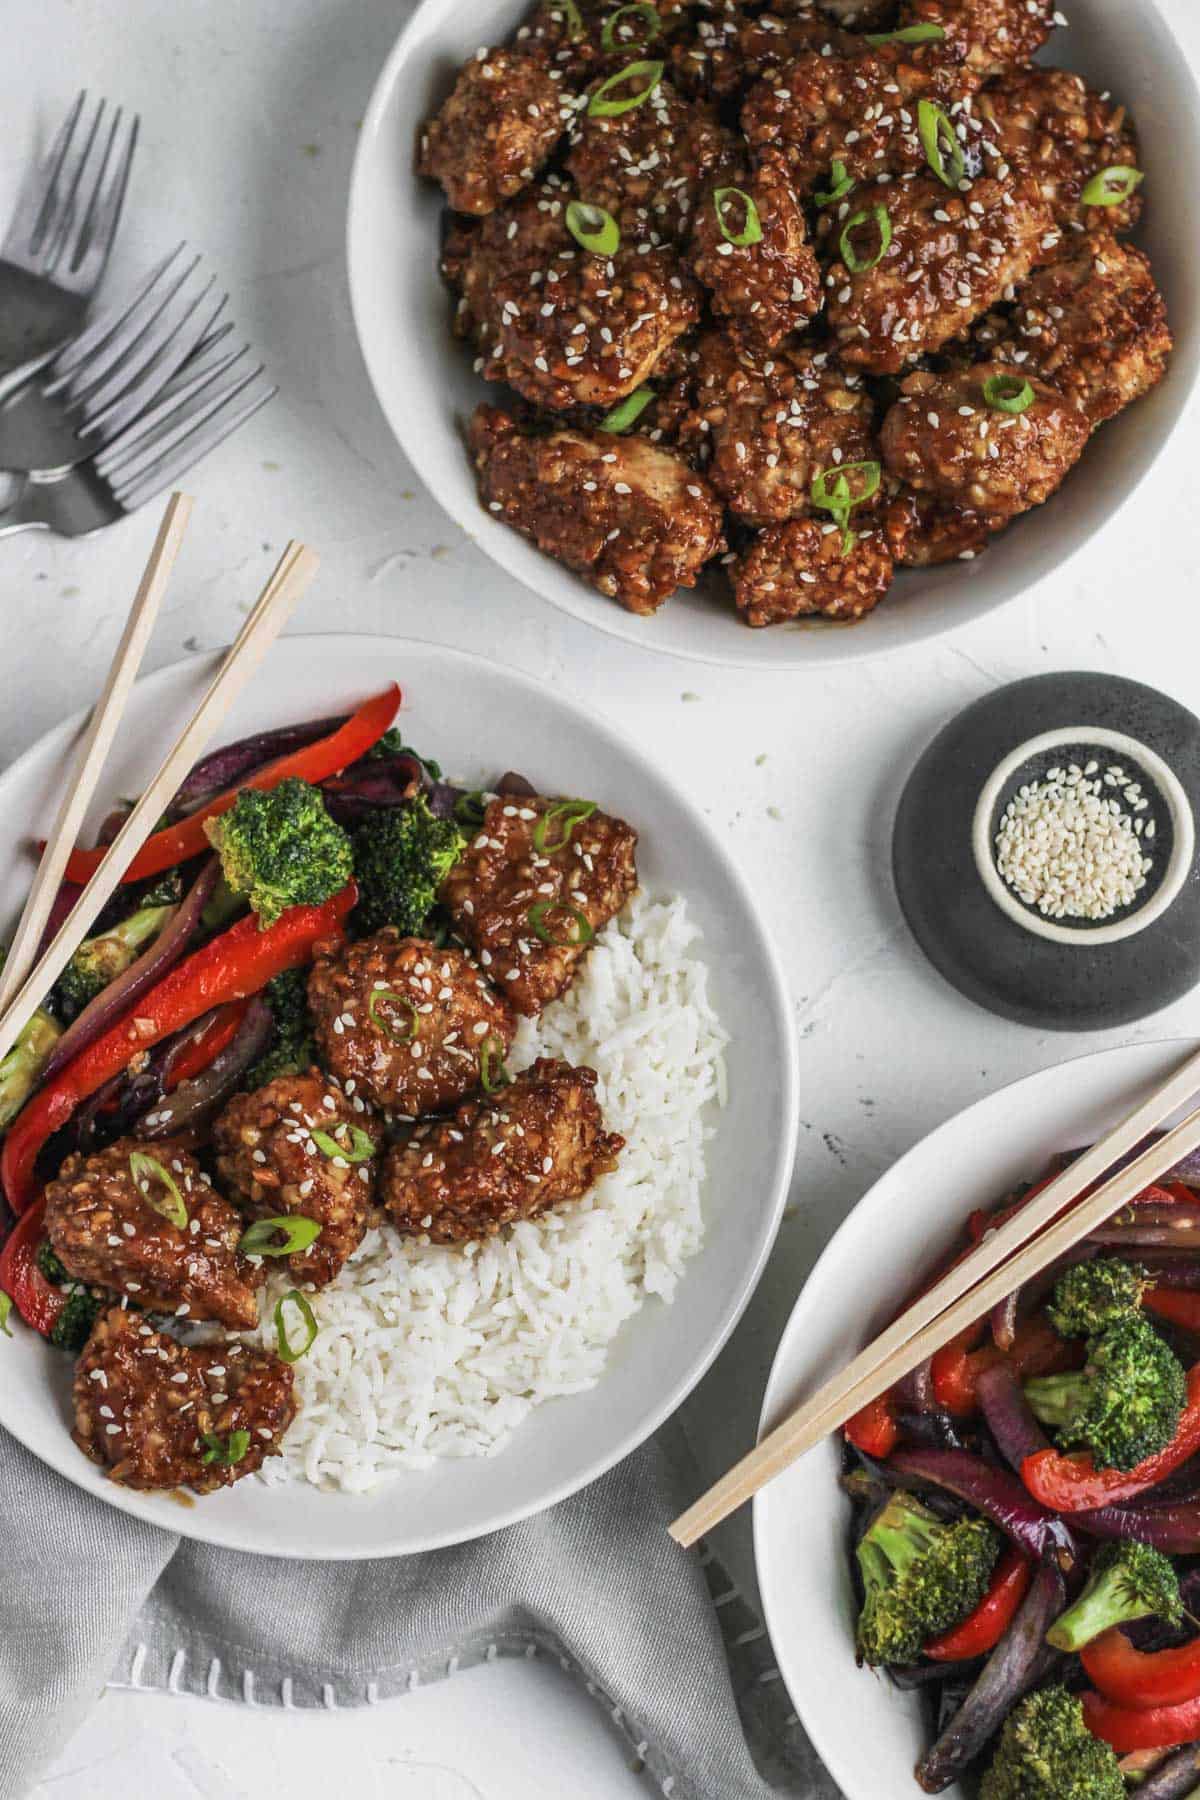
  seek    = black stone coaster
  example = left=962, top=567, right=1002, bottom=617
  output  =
left=892, top=673, right=1200, bottom=1031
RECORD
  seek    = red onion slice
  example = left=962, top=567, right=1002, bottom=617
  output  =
left=975, top=1363, right=1051, bottom=1471
left=136, top=998, right=273, bottom=1139
left=888, top=1447, right=1077, bottom=1566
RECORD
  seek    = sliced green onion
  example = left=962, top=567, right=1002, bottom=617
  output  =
left=601, top=3, right=661, bottom=51
left=547, top=0, right=585, bottom=38
left=866, top=22, right=946, bottom=45
left=982, top=372, right=1035, bottom=415
left=587, top=58, right=665, bottom=117
left=1080, top=165, right=1144, bottom=208
left=129, top=1151, right=188, bottom=1230
left=527, top=900, right=595, bottom=946
left=566, top=200, right=621, bottom=256
left=713, top=186, right=763, bottom=248
left=312, top=1124, right=376, bottom=1165
left=839, top=204, right=892, bottom=273
left=814, top=159, right=855, bottom=208
left=918, top=99, right=966, bottom=189
left=239, top=1215, right=323, bottom=1258
left=811, top=461, right=881, bottom=557
left=0, top=1293, right=11, bottom=1339
left=480, top=1038, right=512, bottom=1094
left=274, top=1290, right=319, bottom=1363
left=200, top=1428, right=251, bottom=1467
left=600, top=387, right=655, bottom=433
left=533, top=799, right=598, bottom=851
left=368, top=987, right=418, bottom=1042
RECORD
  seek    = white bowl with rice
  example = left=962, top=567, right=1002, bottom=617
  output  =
left=0, top=635, right=797, bottom=1557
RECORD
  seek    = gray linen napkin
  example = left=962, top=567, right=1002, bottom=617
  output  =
left=0, top=1416, right=838, bottom=1800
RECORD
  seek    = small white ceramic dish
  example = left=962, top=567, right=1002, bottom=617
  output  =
left=347, top=0, right=1200, bottom=671
left=0, top=635, right=797, bottom=1558
left=754, top=1038, right=1197, bottom=1800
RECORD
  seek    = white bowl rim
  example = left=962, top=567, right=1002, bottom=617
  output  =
left=0, top=631, right=799, bottom=1557
left=752, top=1035, right=1198, bottom=1797
left=345, top=0, right=1200, bottom=673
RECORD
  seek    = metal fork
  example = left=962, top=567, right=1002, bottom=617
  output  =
left=0, top=245, right=230, bottom=472
left=0, top=349, right=277, bottom=539
left=0, top=93, right=139, bottom=370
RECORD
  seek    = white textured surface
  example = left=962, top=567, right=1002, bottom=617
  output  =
left=3, top=0, right=1198, bottom=1791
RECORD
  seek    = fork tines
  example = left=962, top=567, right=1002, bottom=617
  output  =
left=4, top=92, right=139, bottom=292
left=94, top=350, right=277, bottom=511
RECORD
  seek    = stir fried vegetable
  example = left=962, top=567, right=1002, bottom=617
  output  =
left=855, top=1491, right=999, bottom=1667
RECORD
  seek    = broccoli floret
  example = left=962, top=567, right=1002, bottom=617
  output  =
left=49, top=1289, right=102, bottom=1354
left=855, top=1491, right=1000, bottom=1667
left=980, top=1687, right=1124, bottom=1800
left=350, top=795, right=466, bottom=938
left=35, top=1239, right=68, bottom=1285
left=52, top=901, right=175, bottom=1019
left=204, top=778, right=353, bottom=929
left=1025, top=1313, right=1187, bottom=1473
left=0, top=995, right=60, bottom=1132
left=242, top=968, right=315, bottom=1090
left=1047, top=1539, right=1182, bottom=1651
left=1048, top=1258, right=1151, bottom=1338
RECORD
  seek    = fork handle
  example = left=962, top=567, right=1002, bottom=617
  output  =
left=0, top=466, right=114, bottom=539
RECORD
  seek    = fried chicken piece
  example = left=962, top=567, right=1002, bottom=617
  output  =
left=883, top=487, right=992, bottom=564
left=380, top=1058, right=624, bottom=1244
left=681, top=333, right=877, bottom=525
left=441, top=179, right=575, bottom=354
left=307, top=932, right=517, bottom=1119
left=897, top=0, right=1056, bottom=78
left=418, top=49, right=572, bottom=215
left=213, top=1072, right=379, bottom=1289
left=440, top=790, right=638, bottom=1017
left=825, top=173, right=1059, bottom=373
left=44, top=1139, right=261, bottom=1330
left=73, top=1309, right=295, bottom=1494
left=468, top=406, right=724, bottom=614
left=880, top=361, right=1089, bottom=522
left=988, top=235, right=1170, bottom=428
left=731, top=517, right=894, bottom=625
left=687, top=153, right=821, bottom=347
left=741, top=41, right=978, bottom=193
left=976, top=68, right=1143, bottom=238
left=566, top=76, right=729, bottom=243
left=818, top=0, right=896, bottom=26
left=515, top=0, right=690, bottom=85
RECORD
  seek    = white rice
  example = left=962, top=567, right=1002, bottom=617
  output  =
left=252, top=891, right=727, bottom=1493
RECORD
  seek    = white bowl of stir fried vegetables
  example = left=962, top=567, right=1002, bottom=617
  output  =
left=0, top=636, right=797, bottom=1556
left=349, top=0, right=1200, bottom=668
left=756, top=1038, right=1200, bottom=1799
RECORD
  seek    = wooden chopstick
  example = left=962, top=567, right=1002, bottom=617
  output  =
left=669, top=1039, right=1200, bottom=1547
left=0, top=493, right=193, bottom=1014
left=0, top=540, right=319, bottom=1066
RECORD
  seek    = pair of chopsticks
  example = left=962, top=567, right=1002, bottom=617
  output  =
left=670, top=1040, right=1200, bottom=1547
left=0, top=492, right=319, bottom=1062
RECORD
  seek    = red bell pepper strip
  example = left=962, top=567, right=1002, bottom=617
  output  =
left=1021, top=1363, right=1200, bottom=1512
left=1, top=883, right=355, bottom=1215
left=0, top=1200, right=64, bottom=1337
left=924, top=1548, right=1032, bottom=1661
left=1083, top=1627, right=1200, bottom=1712
left=59, top=685, right=400, bottom=887
left=162, top=1000, right=249, bottom=1092
left=1146, top=1290, right=1200, bottom=1333
left=844, top=1393, right=898, bottom=1459
left=932, top=1317, right=1075, bottom=1417
left=1082, top=1686, right=1200, bottom=1754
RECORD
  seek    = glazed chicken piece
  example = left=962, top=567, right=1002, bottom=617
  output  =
left=883, top=487, right=992, bottom=565
left=418, top=49, right=573, bottom=216
left=880, top=361, right=1090, bottom=524
left=73, top=1308, right=295, bottom=1494
left=307, top=931, right=517, bottom=1119
left=44, top=1139, right=261, bottom=1330
left=741, top=40, right=978, bottom=193
left=213, top=1070, right=379, bottom=1289
left=681, top=332, right=878, bottom=526
left=988, top=235, right=1171, bottom=428
left=441, top=179, right=575, bottom=354
left=896, top=0, right=1057, bottom=79
left=439, top=789, right=638, bottom=1017
left=381, top=1058, right=624, bottom=1244
left=468, top=407, right=724, bottom=615
left=565, top=75, right=729, bottom=244
left=515, top=0, right=690, bottom=85
left=825, top=172, right=1059, bottom=374
left=817, top=0, right=896, bottom=26
left=687, top=152, right=820, bottom=347
left=731, top=518, right=894, bottom=626
left=976, top=68, right=1143, bottom=239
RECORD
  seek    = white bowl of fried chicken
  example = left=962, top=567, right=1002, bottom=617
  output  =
left=348, top=0, right=1200, bottom=668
